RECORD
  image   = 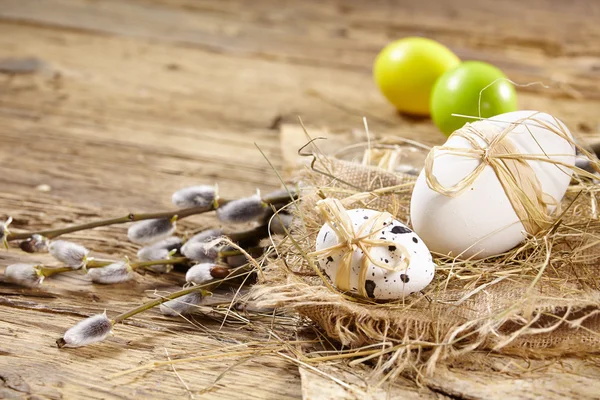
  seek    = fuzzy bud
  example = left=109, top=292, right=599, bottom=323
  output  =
left=263, top=188, right=297, bottom=203
left=147, top=236, right=182, bottom=252
left=575, top=155, right=598, bottom=176
left=19, top=234, right=49, bottom=253
left=180, top=229, right=222, bottom=258
left=185, top=229, right=223, bottom=246
left=171, top=185, right=216, bottom=208
left=49, top=240, right=90, bottom=269
left=4, top=263, right=42, bottom=287
left=216, top=194, right=266, bottom=224
left=181, top=242, right=218, bottom=262
left=57, top=313, right=112, bottom=348
left=137, top=247, right=173, bottom=273
left=270, top=213, right=293, bottom=235
left=226, top=254, right=248, bottom=267
left=87, top=262, right=134, bottom=284
left=159, top=292, right=204, bottom=316
left=0, top=217, right=12, bottom=249
left=127, top=218, right=177, bottom=245
left=185, top=263, right=216, bottom=285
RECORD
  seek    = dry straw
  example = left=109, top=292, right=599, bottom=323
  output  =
left=251, top=117, right=600, bottom=379
left=309, top=198, right=411, bottom=298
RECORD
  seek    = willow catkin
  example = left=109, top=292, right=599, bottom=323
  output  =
left=185, top=263, right=216, bottom=284
left=185, top=229, right=222, bottom=246
left=87, top=262, right=134, bottom=284
left=216, top=194, right=266, bottom=224
left=49, top=240, right=89, bottom=269
left=270, top=213, right=293, bottom=235
left=146, top=236, right=183, bottom=252
left=226, top=254, right=248, bottom=267
left=127, top=218, right=176, bottom=245
left=171, top=185, right=216, bottom=208
left=4, top=263, right=41, bottom=287
left=136, top=247, right=173, bottom=273
left=19, top=234, right=49, bottom=253
left=180, top=229, right=222, bottom=257
left=58, top=313, right=112, bottom=348
left=160, top=292, right=204, bottom=316
left=181, top=242, right=218, bottom=262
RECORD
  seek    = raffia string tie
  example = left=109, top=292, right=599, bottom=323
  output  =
left=308, top=198, right=411, bottom=298
left=423, top=118, right=570, bottom=235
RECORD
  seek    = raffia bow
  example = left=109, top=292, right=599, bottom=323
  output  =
left=424, top=116, right=587, bottom=235
left=309, top=198, right=411, bottom=298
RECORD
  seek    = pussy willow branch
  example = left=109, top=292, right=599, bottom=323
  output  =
left=35, top=224, right=272, bottom=279
left=111, top=266, right=253, bottom=324
left=37, top=257, right=190, bottom=278
left=37, top=241, right=263, bottom=279
left=7, top=192, right=295, bottom=242
left=8, top=205, right=217, bottom=241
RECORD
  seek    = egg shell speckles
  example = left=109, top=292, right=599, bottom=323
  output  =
left=315, top=209, right=435, bottom=300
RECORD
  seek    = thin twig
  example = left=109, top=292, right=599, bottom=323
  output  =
left=8, top=192, right=296, bottom=242
left=165, top=348, right=195, bottom=399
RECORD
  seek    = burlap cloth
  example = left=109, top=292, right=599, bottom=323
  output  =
left=253, top=156, right=600, bottom=370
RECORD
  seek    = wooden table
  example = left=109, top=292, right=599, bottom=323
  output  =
left=1, top=1, right=600, bottom=398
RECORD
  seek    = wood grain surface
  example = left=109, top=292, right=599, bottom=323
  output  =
left=1, top=0, right=600, bottom=398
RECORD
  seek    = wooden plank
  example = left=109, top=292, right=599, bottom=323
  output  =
left=299, top=366, right=444, bottom=399
left=0, top=0, right=599, bottom=398
left=299, top=357, right=600, bottom=400
left=426, top=359, right=600, bottom=400
left=1, top=306, right=302, bottom=399
left=1, top=1, right=600, bottom=132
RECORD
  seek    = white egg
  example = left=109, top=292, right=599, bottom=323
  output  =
left=410, top=111, right=575, bottom=259
left=315, top=208, right=436, bottom=300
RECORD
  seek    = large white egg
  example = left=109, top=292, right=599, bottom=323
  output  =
left=410, top=111, right=575, bottom=259
left=315, top=208, right=435, bottom=300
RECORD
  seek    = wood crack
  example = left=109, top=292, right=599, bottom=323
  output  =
left=427, top=383, right=473, bottom=400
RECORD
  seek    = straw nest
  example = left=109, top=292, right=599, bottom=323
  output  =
left=251, top=136, right=600, bottom=378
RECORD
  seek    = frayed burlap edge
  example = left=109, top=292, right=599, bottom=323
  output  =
left=252, top=156, right=600, bottom=374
